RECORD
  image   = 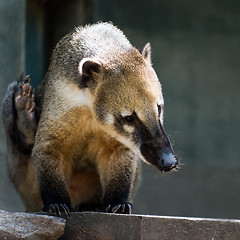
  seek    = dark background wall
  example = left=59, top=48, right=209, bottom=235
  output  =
left=0, top=0, right=239, bottom=219
left=0, top=0, right=26, bottom=211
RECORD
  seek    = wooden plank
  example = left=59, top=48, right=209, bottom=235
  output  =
left=59, top=212, right=240, bottom=240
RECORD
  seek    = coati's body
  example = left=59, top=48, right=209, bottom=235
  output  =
left=2, top=23, right=177, bottom=214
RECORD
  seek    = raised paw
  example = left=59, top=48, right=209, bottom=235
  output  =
left=15, top=75, right=36, bottom=115
left=105, top=203, right=132, bottom=214
left=48, top=203, right=73, bottom=216
left=14, top=74, right=37, bottom=145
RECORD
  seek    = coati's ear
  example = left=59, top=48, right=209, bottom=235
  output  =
left=139, top=42, right=151, bottom=63
left=78, top=58, right=103, bottom=88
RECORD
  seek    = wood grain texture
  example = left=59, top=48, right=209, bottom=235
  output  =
left=59, top=212, right=240, bottom=240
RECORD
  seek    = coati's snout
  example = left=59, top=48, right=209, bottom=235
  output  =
left=159, top=148, right=177, bottom=172
left=140, top=139, right=177, bottom=172
left=140, top=125, right=178, bottom=172
left=140, top=140, right=177, bottom=172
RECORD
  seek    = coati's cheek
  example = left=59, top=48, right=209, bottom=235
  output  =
left=110, top=132, right=144, bottom=161
left=123, top=125, right=134, bottom=134
left=104, top=113, right=114, bottom=125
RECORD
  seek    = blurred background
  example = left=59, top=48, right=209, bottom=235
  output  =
left=0, top=0, right=239, bottom=219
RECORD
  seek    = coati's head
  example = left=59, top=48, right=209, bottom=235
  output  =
left=78, top=43, right=178, bottom=172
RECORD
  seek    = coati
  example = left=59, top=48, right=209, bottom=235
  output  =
left=2, top=22, right=178, bottom=215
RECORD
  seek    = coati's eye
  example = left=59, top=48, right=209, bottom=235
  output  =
left=121, top=111, right=135, bottom=123
left=157, top=105, right=162, bottom=116
left=124, top=115, right=134, bottom=123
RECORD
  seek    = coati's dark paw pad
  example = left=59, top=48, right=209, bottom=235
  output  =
left=48, top=203, right=73, bottom=216
left=15, top=75, right=36, bottom=119
left=105, top=203, right=132, bottom=214
left=14, top=75, right=37, bottom=144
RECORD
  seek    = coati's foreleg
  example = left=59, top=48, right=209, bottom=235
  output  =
left=5, top=77, right=72, bottom=215
left=98, top=147, right=140, bottom=214
left=2, top=74, right=37, bottom=153
left=2, top=75, right=42, bottom=212
left=14, top=75, right=37, bottom=146
left=32, top=140, right=74, bottom=215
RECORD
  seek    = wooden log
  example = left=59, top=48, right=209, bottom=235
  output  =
left=2, top=210, right=240, bottom=239
left=59, top=212, right=240, bottom=240
left=0, top=210, right=65, bottom=240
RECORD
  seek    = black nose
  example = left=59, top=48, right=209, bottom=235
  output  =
left=160, top=148, right=178, bottom=172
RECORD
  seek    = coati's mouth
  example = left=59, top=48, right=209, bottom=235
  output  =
left=158, top=161, right=177, bottom=173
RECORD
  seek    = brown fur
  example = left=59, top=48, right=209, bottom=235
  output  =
left=2, top=23, right=177, bottom=213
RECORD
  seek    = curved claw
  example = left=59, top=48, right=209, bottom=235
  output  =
left=105, top=203, right=132, bottom=214
left=126, top=203, right=132, bottom=214
left=112, top=204, right=122, bottom=213
left=121, top=204, right=125, bottom=213
left=25, top=75, right=31, bottom=83
left=61, top=204, right=71, bottom=215
left=49, top=204, right=56, bottom=214
left=105, top=204, right=111, bottom=212
left=48, top=203, right=72, bottom=216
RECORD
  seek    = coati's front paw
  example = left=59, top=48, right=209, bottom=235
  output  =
left=14, top=75, right=37, bottom=145
left=47, top=203, right=73, bottom=216
left=15, top=75, right=36, bottom=121
left=105, top=203, right=132, bottom=214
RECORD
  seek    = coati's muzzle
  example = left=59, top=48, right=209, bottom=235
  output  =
left=140, top=124, right=178, bottom=172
